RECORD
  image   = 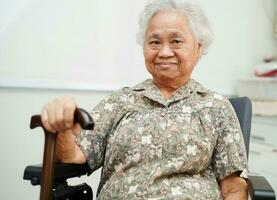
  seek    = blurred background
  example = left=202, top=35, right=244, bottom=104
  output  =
left=0, top=0, right=277, bottom=199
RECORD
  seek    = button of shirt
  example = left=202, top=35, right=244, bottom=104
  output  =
left=161, top=110, right=167, bottom=117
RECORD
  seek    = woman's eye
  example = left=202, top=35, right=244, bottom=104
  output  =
left=172, top=39, right=182, bottom=44
left=149, top=40, right=160, bottom=45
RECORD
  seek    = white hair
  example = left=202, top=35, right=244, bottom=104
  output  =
left=137, top=0, right=214, bottom=54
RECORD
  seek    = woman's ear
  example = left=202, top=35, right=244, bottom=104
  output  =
left=197, top=42, right=204, bottom=58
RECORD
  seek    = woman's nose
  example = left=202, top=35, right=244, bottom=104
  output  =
left=158, top=44, right=174, bottom=58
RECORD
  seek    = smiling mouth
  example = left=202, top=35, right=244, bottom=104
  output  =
left=155, top=62, right=177, bottom=69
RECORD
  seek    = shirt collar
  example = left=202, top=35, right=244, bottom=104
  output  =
left=132, top=78, right=208, bottom=106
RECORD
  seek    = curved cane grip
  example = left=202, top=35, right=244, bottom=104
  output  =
left=30, top=108, right=94, bottom=131
left=73, top=108, right=94, bottom=130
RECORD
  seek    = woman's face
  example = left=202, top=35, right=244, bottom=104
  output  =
left=143, top=10, right=203, bottom=86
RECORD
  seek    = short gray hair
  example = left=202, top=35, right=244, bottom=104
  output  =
left=137, top=0, right=214, bottom=54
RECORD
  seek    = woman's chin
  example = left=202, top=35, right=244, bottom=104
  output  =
left=155, top=74, right=179, bottom=83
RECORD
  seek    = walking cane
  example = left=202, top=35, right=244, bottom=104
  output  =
left=30, top=108, right=94, bottom=200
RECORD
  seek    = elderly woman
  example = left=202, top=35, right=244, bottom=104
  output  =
left=41, top=0, right=248, bottom=199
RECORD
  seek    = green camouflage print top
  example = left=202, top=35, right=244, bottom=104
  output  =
left=76, top=79, right=248, bottom=200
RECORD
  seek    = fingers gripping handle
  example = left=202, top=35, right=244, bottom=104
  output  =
left=29, top=108, right=94, bottom=200
left=30, top=108, right=94, bottom=131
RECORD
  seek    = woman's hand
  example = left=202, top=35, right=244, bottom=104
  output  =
left=41, top=97, right=86, bottom=164
left=220, top=173, right=248, bottom=200
left=41, top=96, right=77, bottom=133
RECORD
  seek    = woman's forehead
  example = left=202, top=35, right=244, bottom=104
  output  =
left=146, top=10, right=192, bottom=38
left=146, top=30, right=186, bottom=39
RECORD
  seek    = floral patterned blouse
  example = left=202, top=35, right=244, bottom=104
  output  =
left=76, top=79, right=248, bottom=200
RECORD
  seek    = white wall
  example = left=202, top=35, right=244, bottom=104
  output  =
left=193, top=0, right=277, bottom=94
left=0, top=0, right=277, bottom=199
left=1, top=0, right=276, bottom=94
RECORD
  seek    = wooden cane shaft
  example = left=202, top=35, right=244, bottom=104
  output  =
left=40, top=132, right=56, bottom=200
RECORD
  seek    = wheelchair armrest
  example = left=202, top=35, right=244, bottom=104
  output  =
left=23, top=163, right=91, bottom=186
left=248, top=175, right=276, bottom=200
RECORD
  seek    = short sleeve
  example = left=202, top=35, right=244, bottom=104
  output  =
left=75, top=92, right=122, bottom=172
left=212, top=97, right=248, bottom=182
